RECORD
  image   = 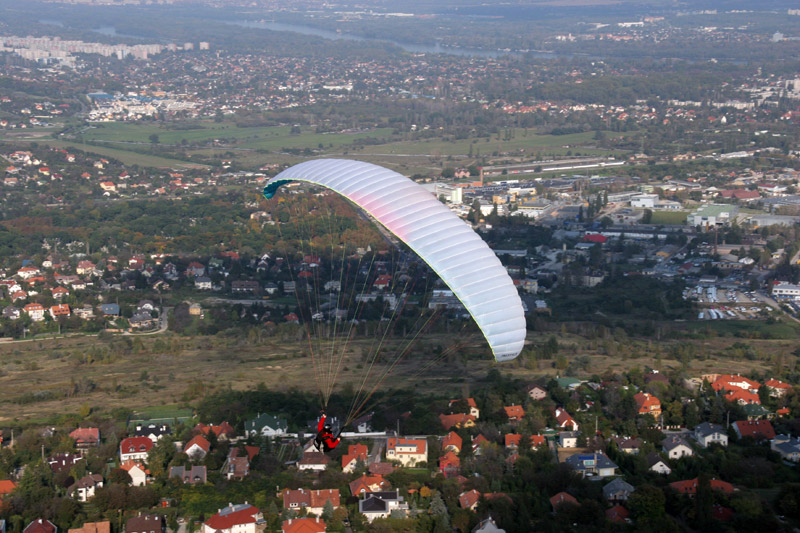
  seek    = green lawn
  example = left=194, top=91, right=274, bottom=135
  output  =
left=21, top=139, right=209, bottom=169
left=650, top=211, right=689, bottom=225
left=685, top=320, right=800, bottom=339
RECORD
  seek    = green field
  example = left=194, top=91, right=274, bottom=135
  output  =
left=685, top=319, right=800, bottom=339
left=650, top=210, right=689, bottom=225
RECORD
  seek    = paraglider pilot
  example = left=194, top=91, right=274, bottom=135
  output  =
left=314, top=412, right=340, bottom=452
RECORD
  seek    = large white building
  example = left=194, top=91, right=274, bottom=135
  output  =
left=772, top=282, right=800, bottom=300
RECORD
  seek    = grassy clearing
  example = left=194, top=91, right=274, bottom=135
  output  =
left=17, top=139, right=208, bottom=169
left=0, top=325, right=789, bottom=423
left=650, top=211, right=689, bottom=225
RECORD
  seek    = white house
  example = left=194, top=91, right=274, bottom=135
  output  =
left=693, top=422, right=728, bottom=448
left=203, top=503, right=264, bottom=533
left=662, top=435, right=693, bottom=459
left=119, top=437, right=153, bottom=463
left=358, top=490, right=408, bottom=523
left=69, top=474, right=103, bottom=502
left=386, top=437, right=427, bottom=467
left=244, top=413, right=288, bottom=437
left=646, top=452, right=671, bottom=475
left=120, top=462, right=148, bottom=487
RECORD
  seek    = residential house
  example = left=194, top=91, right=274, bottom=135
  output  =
left=298, top=452, right=330, bottom=472
left=203, top=504, right=263, bottom=533
left=49, top=304, right=70, bottom=319
left=764, top=379, right=792, bottom=397
left=611, top=437, right=642, bottom=455
left=662, top=435, right=693, bottom=459
left=186, top=262, right=206, bottom=277
left=119, top=462, right=149, bottom=487
left=244, top=413, right=288, bottom=437
left=439, top=451, right=460, bottom=478
left=24, top=520, right=56, bottom=533
left=368, top=463, right=394, bottom=476
left=558, top=432, right=579, bottom=448
left=708, top=374, right=760, bottom=394
left=503, top=405, right=525, bottom=423
left=733, top=419, right=776, bottom=441
left=693, top=422, right=728, bottom=448
left=281, top=518, right=325, bottom=533
left=282, top=489, right=340, bottom=516
left=645, top=452, right=671, bottom=475
left=602, top=479, right=635, bottom=502
left=358, top=490, right=407, bottom=523
left=169, top=465, right=207, bottom=484
left=564, top=452, right=618, bottom=478
left=439, top=413, right=476, bottom=430
left=386, top=437, right=427, bottom=467
left=458, top=490, right=481, bottom=511
left=125, top=515, right=164, bottom=533
left=48, top=453, right=82, bottom=474
left=771, top=435, right=800, bottom=462
left=222, top=447, right=259, bottom=480
left=442, top=432, right=462, bottom=453
left=472, top=517, right=505, bottom=533
left=669, top=478, right=735, bottom=496
left=550, top=492, right=579, bottom=512
left=606, top=504, right=632, bottom=524
left=554, top=408, right=579, bottom=431
left=505, top=434, right=546, bottom=450
left=2, top=306, right=21, bottom=320
left=349, top=474, right=390, bottom=496
left=194, top=422, right=235, bottom=441
left=133, top=424, right=170, bottom=444
left=119, top=437, right=153, bottom=463
left=0, top=480, right=17, bottom=498
left=449, top=398, right=480, bottom=419
left=70, top=428, right=100, bottom=452
left=341, top=444, right=369, bottom=473
left=634, top=393, right=662, bottom=417
left=195, top=276, right=212, bottom=290
left=526, top=385, right=547, bottom=401
left=99, top=303, right=119, bottom=316
left=184, top=435, right=211, bottom=460
left=23, top=303, right=45, bottom=321
left=68, top=474, right=103, bottom=502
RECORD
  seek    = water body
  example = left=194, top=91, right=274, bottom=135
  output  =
left=234, top=20, right=556, bottom=59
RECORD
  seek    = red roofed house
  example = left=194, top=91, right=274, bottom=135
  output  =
left=442, top=431, right=462, bottom=453
left=49, top=304, right=70, bottom=319
left=194, top=422, right=235, bottom=440
left=550, top=492, right=579, bottom=511
left=24, top=519, right=56, bottom=533
left=583, top=234, right=607, bottom=244
left=765, top=379, right=792, bottom=397
left=184, top=435, right=211, bottom=460
left=709, top=374, right=760, bottom=394
left=203, top=503, right=263, bottom=533
left=458, top=489, right=481, bottom=510
left=669, top=478, right=734, bottom=496
left=725, top=388, right=760, bottom=405
left=283, top=488, right=340, bottom=516
left=505, top=434, right=546, bottom=450
left=51, top=286, right=69, bottom=299
left=23, top=303, right=45, bottom=322
left=0, top=479, right=18, bottom=497
left=606, top=505, right=630, bottom=523
left=503, top=405, right=525, bottom=422
left=448, top=398, right=480, bottom=418
left=281, top=518, right=325, bottom=533
left=70, top=427, right=100, bottom=452
left=719, top=189, right=760, bottom=200
left=634, top=392, right=662, bottom=417
left=349, top=474, right=390, bottom=496
left=119, top=461, right=149, bottom=486
left=733, top=420, right=775, bottom=441
left=341, top=444, right=369, bottom=473
left=386, top=437, right=427, bottom=467
left=373, top=274, right=392, bottom=290
left=439, top=451, right=460, bottom=478
left=119, top=437, right=153, bottom=462
left=554, top=408, right=579, bottom=431
left=439, top=413, right=476, bottom=430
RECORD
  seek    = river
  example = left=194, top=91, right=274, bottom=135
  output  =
left=233, top=20, right=557, bottom=59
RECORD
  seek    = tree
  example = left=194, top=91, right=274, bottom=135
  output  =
left=627, top=484, right=666, bottom=527
left=642, top=209, right=653, bottom=224
left=148, top=134, right=160, bottom=144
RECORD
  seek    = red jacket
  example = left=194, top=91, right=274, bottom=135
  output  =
left=317, top=415, right=340, bottom=449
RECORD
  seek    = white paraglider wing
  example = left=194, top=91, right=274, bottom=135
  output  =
left=263, top=158, right=526, bottom=361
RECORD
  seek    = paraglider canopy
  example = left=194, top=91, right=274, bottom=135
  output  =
left=263, top=158, right=526, bottom=361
